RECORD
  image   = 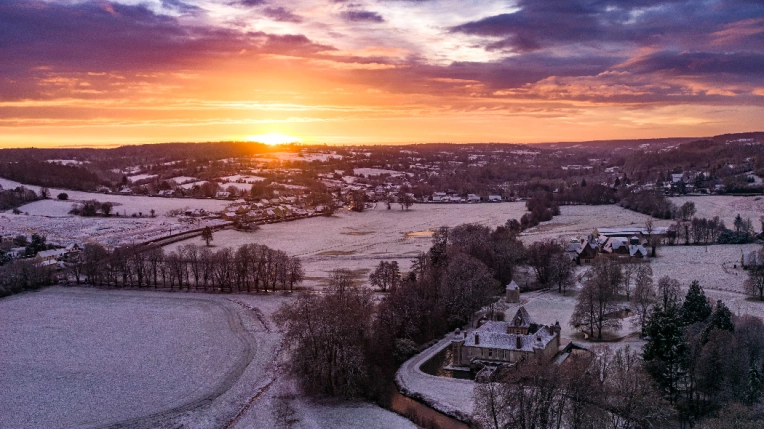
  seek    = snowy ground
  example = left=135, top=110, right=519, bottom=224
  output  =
left=0, top=288, right=262, bottom=429
left=169, top=176, right=198, bottom=184
left=0, top=176, right=231, bottom=246
left=0, top=288, right=412, bottom=429
left=519, top=204, right=674, bottom=243
left=222, top=182, right=254, bottom=191
left=219, top=175, right=265, bottom=183
left=166, top=202, right=531, bottom=288
left=0, top=177, right=229, bottom=216
left=670, top=195, right=764, bottom=228
left=0, top=212, right=227, bottom=247
left=128, top=173, right=158, bottom=182
left=354, top=168, right=409, bottom=177
left=396, top=337, right=476, bottom=421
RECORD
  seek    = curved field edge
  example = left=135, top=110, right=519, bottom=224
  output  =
left=0, top=288, right=275, bottom=429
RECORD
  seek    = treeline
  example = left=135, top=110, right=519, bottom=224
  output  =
left=69, top=200, right=115, bottom=217
left=520, top=195, right=560, bottom=229
left=473, top=345, right=671, bottom=429
left=0, top=160, right=104, bottom=191
left=0, top=259, right=56, bottom=297
left=275, top=222, right=527, bottom=399
left=0, top=185, right=39, bottom=211
left=643, top=280, right=764, bottom=425
left=69, top=243, right=304, bottom=292
left=619, top=188, right=676, bottom=219
left=667, top=214, right=757, bottom=245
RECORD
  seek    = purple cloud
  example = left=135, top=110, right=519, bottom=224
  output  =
left=262, top=6, right=303, bottom=23
left=341, top=10, right=385, bottom=23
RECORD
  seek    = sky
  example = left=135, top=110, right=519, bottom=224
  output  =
left=1, top=0, right=764, bottom=147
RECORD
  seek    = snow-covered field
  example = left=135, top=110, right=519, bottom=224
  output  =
left=0, top=177, right=229, bottom=215
left=169, top=176, right=198, bottom=184
left=0, top=288, right=263, bottom=429
left=222, top=182, right=254, bottom=191
left=520, top=204, right=674, bottom=243
left=46, top=159, right=88, bottom=165
left=0, top=176, right=231, bottom=247
left=166, top=203, right=531, bottom=287
left=670, top=195, right=764, bottom=227
left=354, top=168, right=409, bottom=177
left=219, top=175, right=265, bottom=183
left=128, top=173, right=158, bottom=182
left=0, top=212, right=225, bottom=247
left=0, top=288, right=412, bottom=429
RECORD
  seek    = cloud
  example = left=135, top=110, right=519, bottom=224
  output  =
left=262, top=6, right=303, bottom=23
left=340, top=10, right=385, bottom=23
left=161, top=0, right=202, bottom=14
left=450, top=0, right=764, bottom=53
left=232, top=0, right=267, bottom=6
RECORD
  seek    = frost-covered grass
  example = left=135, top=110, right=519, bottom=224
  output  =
left=218, top=175, right=265, bottom=183
left=46, top=159, right=88, bottom=165
left=650, top=244, right=759, bottom=295
left=670, top=195, right=764, bottom=228
left=520, top=204, right=674, bottom=243
left=128, top=173, right=158, bottom=182
left=222, top=182, right=253, bottom=191
left=0, top=177, right=229, bottom=215
left=169, top=176, right=198, bottom=184
left=354, top=168, right=409, bottom=177
left=232, top=378, right=417, bottom=429
left=0, top=288, right=261, bottom=429
left=0, top=212, right=226, bottom=247
left=166, top=203, right=530, bottom=287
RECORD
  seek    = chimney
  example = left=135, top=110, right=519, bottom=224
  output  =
left=475, top=334, right=480, bottom=345
left=516, top=336, right=522, bottom=349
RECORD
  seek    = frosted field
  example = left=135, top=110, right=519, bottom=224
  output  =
left=0, top=177, right=229, bottom=216
left=520, top=203, right=674, bottom=243
left=222, top=182, right=253, bottom=191
left=219, top=175, right=265, bottom=182
left=169, top=176, right=198, bottom=184
left=0, top=212, right=225, bottom=247
left=128, top=173, right=158, bottom=182
left=0, top=288, right=412, bottom=429
left=0, top=288, right=259, bottom=429
left=165, top=202, right=676, bottom=287
left=353, top=168, right=409, bottom=177
left=670, top=195, right=764, bottom=227
left=166, top=202, right=531, bottom=287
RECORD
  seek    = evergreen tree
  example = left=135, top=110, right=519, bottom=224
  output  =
left=702, top=300, right=734, bottom=343
left=746, top=367, right=763, bottom=405
left=643, top=303, right=688, bottom=403
left=680, top=281, right=712, bottom=325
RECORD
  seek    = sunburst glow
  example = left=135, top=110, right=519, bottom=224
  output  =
left=245, top=133, right=302, bottom=146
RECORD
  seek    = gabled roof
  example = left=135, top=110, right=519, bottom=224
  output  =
left=511, top=306, right=536, bottom=328
left=506, top=280, right=519, bottom=291
left=629, top=244, right=648, bottom=257
left=465, top=322, right=556, bottom=351
left=37, top=249, right=66, bottom=258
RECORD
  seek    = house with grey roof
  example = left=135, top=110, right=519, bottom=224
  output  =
left=451, top=307, right=561, bottom=368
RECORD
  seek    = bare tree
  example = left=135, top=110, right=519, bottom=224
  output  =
left=570, top=258, right=623, bottom=340
left=201, top=226, right=214, bottom=246
left=369, top=260, right=401, bottom=292
left=657, top=275, right=681, bottom=308
left=744, top=248, right=764, bottom=301
left=632, top=264, right=656, bottom=336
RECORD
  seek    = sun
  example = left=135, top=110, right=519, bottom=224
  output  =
left=245, top=133, right=301, bottom=146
